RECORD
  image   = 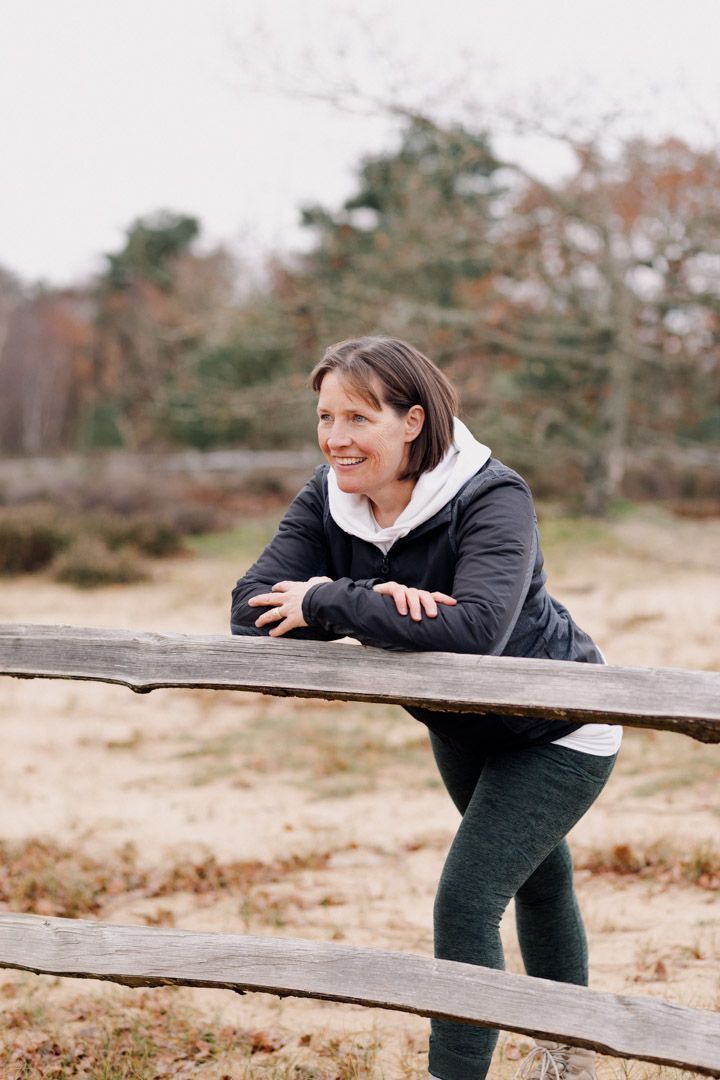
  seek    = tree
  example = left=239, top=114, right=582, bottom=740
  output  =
left=92, top=212, right=237, bottom=449
left=488, top=136, right=720, bottom=509
left=296, top=118, right=503, bottom=354
left=0, top=266, right=26, bottom=452
left=291, top=114, right=720, bottom=509
left=104, top=212, right=200, bottom=289
left=0, top=288, right=92, bottom=454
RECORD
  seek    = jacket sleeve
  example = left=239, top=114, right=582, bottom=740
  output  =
left=302, top=479, right=537, bottom=655
left=230, top=472, right=342, bottom=641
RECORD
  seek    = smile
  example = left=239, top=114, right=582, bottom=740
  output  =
left=333, top=456, right=367, bottom=466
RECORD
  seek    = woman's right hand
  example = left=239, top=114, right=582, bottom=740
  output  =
left=372, top=581, right=457, bottom=620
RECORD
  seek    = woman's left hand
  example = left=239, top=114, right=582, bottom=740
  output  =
left=248, top=577, right=332, bottom=637
left=372, top=580, right=457, bottom=620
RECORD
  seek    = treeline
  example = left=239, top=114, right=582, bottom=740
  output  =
left=1, top=118, right=719, bottom=512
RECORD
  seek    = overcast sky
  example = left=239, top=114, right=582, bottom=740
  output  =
left=2, top=0, right=719, bottom=286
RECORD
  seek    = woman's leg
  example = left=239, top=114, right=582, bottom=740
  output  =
left=429, top=731, right=488, bottom=815
left=428, top=738, right=616, bottom=1080
left=515, top=838, right=586, bottom=983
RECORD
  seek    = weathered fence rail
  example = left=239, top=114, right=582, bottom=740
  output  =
left=1, top=623, right=719, bottom=742
left=0, top=913, right=718, bottom=1075
left=1, top=623, right=719, bottom=1075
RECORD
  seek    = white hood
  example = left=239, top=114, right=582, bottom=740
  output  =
left=327, top=417, right=491, bottom=553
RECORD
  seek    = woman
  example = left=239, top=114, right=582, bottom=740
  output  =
left=231, top=337, right=620, bottom=1080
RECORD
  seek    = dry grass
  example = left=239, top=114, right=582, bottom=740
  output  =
left=0, top=981, right=433, bottom=1079
left=0, top=982, right=708, bottom=1079
left=577, top=839, right=720, bottom=890
left=0, top=838, right=341, bottom=922
left=174, top=697, right=435, bottom=797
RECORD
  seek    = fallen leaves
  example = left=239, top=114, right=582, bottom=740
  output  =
left=577, top=839, right=720, bottom=891
left=0, top=838, right=337, bottom=920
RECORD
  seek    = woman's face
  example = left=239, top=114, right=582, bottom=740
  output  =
left=316, top=371, right=424, bottom=504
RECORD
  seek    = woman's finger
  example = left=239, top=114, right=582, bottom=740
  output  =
left=431, top=592, right=457, bottom=606
left=254, top=605, right=284, bottom=627
left=381, top=583, right=408, bottom=615
left=269, top=611, right=305, bottom=637
left=372, top=581, right=408, bottom=615
left=372, top=581, right=456, bottom=618
left=372, top=581, right=398, bottom=593
left=406, top=588, right=423, bottom=621
left=418, top=590, right=438, bottom=617
left=392, top=585, right=408, bottom=615
left=391, top=584, right=408, bottom=615
left=248, top=592, right=283, bottom=608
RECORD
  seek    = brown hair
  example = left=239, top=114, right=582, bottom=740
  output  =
left=310, top=336, right=458, bottom=481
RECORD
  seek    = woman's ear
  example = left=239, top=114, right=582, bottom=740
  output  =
left=404, top=404, right=425, bottom=441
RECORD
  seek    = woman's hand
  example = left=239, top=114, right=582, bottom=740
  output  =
left=372, top=581, right=457, bottom=620
left=248, top=577, right=332, bottom=637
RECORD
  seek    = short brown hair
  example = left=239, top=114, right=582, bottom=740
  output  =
left=310, top=336, right=458, bottom=482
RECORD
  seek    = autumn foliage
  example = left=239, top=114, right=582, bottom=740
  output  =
left=1, top=127, right=718, bottom=511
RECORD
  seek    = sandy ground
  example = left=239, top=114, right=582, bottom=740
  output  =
left=0, top=504, right=718, bottom=1078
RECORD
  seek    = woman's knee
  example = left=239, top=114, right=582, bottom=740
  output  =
left=515, top=842, right=575, bottom=907
left=434, top=864, right=509, bottom=943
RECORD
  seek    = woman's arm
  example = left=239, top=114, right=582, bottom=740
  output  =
left=230, top=472, right=341, bottom=640
left=301, top=479, right=537, bottom=655
left=250, top=577, right=455, bottom=637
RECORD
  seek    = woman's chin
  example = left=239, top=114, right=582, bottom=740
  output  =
left=335, top=476, right=364, bottom=495
left=330, top=467, right=366, bottom=495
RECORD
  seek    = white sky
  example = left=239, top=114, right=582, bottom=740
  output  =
left=1, top=0, right=719, bottom=286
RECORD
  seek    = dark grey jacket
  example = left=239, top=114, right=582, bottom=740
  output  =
left=231, top=459, right=603, bottom=749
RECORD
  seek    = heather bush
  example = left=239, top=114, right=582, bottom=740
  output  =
left=87, top=512, right=183, bottom=557
left=0, top=505, right=70, bottom=573
left=0, top=503, right=193, bottom=579
left=51, top=536, right=148, bottom=588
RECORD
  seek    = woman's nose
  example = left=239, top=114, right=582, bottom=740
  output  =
left=327, top=424, right=352, bottom=448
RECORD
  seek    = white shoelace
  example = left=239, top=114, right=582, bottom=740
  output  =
left=514, top=1044, right=565, bottom=1080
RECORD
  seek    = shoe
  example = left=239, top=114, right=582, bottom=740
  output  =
left=514, top=1040, right=597, bottom=1080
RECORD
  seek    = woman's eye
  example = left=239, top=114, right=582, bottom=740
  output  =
left=352, top=414, right=367, bottom=423
left=318, top=414, right=332, bottom=423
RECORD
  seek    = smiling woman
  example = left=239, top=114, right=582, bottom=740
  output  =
left=315, top=371, right=423, bottom=524
left=312, top=337, right=454, bottom=526
left=230, top=336, right=621, bottom=1080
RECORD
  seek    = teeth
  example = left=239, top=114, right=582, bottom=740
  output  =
left=336, top=457, right=365, bottom=465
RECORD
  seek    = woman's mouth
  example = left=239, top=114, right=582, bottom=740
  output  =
left=333, top=456, right=367, bottom=468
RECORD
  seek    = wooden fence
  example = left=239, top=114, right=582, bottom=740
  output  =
left=1, top=624, right=719, bottom=1075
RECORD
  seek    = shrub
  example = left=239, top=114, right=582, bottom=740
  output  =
left=0, top=506, right=70, bottom=573
left=88, top=512, right=183, bottom=557
left=51, top=536, right=148, bottom=588
left=0, top=484, right=230, bottom=578
left=164, top=502, right=229, bottom=535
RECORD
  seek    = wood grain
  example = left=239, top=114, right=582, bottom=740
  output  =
left=1, top=623, right=719, bottom=742
left=0, top=914, right=717, bottom=1075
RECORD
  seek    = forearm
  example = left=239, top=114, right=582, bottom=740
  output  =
left=232, top=577, right=341, bottom=641
left=230, top=470, right=332, bottom=637
left=302, top=483, right=536, bottom=655
left=303, top=578, right=511, bottom=654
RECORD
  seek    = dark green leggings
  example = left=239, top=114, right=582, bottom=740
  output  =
left=428, top=733, right=617, bottom=1080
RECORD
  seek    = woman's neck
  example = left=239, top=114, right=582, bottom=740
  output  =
left=369, top=479, right=416, bottom=528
